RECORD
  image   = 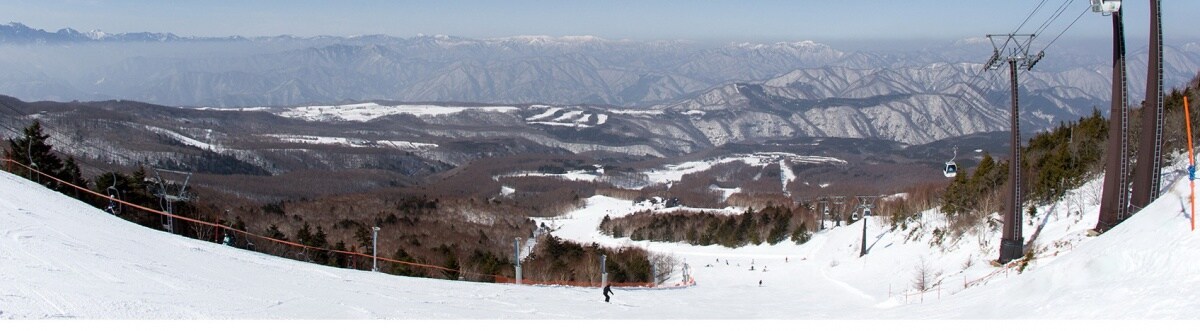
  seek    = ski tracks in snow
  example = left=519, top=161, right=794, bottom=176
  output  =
left=817, top=265, right=877, bottom=303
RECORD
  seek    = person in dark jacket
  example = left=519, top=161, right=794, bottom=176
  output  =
left=603, top=284, right=614, bottom=303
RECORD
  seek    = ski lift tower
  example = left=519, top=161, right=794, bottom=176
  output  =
left=983, top=33, right=1043, bottom=264
left=1093, top=0, right=1133, bottom=235
left=153, top=168, right=194, bottom=234
left=830, top=196, right=846, bottom=227
left=855, top=195, right=878, bottom=257
left=817, top=197, right=830, bottom=230
left=1130, top=0, right=1165, bottom=216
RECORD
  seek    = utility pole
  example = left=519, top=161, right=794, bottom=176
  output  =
left=371, top=226, right=380, bottom=272
left=1131, top=0, right=1165, bottom=215
left=984, top=33, right=1043, bottom=264
left=1094, top=0, right=1132, bottom=235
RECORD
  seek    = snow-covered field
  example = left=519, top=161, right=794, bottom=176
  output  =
left=494, top=152, right=840, bottom=191
left=145, top=126, right=224, bottom=152
left=642, top=153, right=845, bottom=187
left=523, top=106, right=609, bottom=128
left=263, top=134, right=437, bottom=150
left=276, top=103, right=520, bottom=122
left=2, top=154, right=1200, bottom=320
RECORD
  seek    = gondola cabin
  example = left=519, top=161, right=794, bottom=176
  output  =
left=943, top=161, right=958, bottom=178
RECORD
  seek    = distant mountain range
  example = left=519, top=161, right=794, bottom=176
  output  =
left=1, top=22, right=1198, bottom=145
left=0, top=22, right=231, bottom=43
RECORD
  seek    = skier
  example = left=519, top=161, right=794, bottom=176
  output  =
left=603, top=284, right=614, bottom=303
left=759, top=280, right=762, bottom=287
left=223, top=233, right=233, bottom=246
left=105, top=195, right=116, bottom=214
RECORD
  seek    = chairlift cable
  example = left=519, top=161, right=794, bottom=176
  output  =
left=1032, top=0, right=1075, bottom=37
left=1038, top=5, right=1090, bottom=55
left=1013, top=0, right=1051, bottom=35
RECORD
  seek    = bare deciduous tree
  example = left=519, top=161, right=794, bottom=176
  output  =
left=912, top=257, right=936, bottom=292
left=651, top=252, right=679, bottom=285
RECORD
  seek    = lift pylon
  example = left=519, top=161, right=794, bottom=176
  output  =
left=984, top=33, right=1043, bottom=264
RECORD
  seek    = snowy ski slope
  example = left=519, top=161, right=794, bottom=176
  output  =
left=2, top=155, right=1200, bottom=319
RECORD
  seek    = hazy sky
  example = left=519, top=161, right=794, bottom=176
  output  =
left=1, top=0, right=1195, bottom=43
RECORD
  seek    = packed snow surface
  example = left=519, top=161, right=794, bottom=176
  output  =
left=2, top=155, right=1200, bottom=319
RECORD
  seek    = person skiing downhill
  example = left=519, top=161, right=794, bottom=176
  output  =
left=603, top=284, right=614, bottom=303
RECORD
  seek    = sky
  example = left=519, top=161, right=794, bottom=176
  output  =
left=0, top=0, right=1196, bottom=43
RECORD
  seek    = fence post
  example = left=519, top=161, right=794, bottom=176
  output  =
left=372, top=226, right=380, bottom=272
left=514, top=237, right=523, bottom=285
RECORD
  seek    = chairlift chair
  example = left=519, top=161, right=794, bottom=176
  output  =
left=862, top=207, right=872, bottom=217
left=105, top=173, right=122, bottom=215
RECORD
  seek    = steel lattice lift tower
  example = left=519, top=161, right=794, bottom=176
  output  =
left=984, top=33, right=1043, bottom=264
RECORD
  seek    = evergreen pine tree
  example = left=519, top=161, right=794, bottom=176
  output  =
left=5, top=120, right=65, bottom=188
left=296, top=222, right=313, bottom=246
left=391, top=247, right=420, bottom=277
left=266, top=224, right=287, bottom=240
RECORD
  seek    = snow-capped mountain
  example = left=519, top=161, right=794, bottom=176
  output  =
left=3, top=23, right=1199, bottom=146
left=661, top=63, right=1108, bottom=144
left=0, top=22, right=196, bottom=43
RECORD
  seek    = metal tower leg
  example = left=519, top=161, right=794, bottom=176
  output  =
left=1131, top=0, right=1165, bottom=215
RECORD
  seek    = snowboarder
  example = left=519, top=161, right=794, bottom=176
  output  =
left=603, top=284, right=614, bottom=303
